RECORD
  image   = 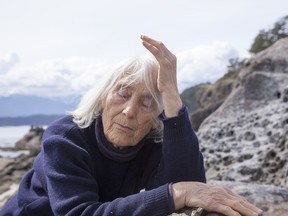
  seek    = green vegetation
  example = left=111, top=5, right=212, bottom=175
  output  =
left=250, top=15, right=288, bottom=54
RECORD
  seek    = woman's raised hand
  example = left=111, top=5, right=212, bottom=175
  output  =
left=141, top=35, right=182, bottom=117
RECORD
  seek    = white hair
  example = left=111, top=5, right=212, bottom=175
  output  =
left=71, top=57, right=164, bottom=138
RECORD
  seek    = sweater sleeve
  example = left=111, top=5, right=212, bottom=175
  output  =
left=42, top=134, right=174, bottom=216
left=148, top=106, right=206, bottom=187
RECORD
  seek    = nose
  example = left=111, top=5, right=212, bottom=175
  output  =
left=122, top=101, right=138, bottom=118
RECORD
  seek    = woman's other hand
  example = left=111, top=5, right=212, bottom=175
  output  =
left=172, top=182, right=263, bottom=216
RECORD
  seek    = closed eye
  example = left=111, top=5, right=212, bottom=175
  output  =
left=117, top=87, right=131, bottom=100
left=141, top=95, right=153, bottom=109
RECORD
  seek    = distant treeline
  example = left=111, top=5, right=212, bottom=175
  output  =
left=0, top=115, right=63, bottom=126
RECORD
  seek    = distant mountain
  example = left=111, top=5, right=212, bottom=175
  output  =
left=0, top=114, right=63, bottom=126
left=0, top=94, right=81, bottom=117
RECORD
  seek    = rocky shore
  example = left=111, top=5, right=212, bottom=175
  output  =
left=0, top=126, right=44, bottom=207
left=1, top=39, right=288, bottom=215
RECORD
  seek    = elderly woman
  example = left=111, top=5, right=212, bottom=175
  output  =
left=0, top=35, right=262, bottom=216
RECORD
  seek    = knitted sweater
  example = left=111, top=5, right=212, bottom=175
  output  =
left=0, top=107, right=206, bottom=216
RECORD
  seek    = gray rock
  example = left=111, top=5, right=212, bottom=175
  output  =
left=198, top=38, right=288, bottom=188
left=14, top=126, right=44, bottom=155
left=0, top=126, right=43, bottom=208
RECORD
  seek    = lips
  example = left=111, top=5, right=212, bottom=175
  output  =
left=115, top=123, right=134, bottom=133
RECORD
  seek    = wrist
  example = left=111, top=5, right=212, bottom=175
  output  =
left=171, top=182, right=186, bottom=210
left=161, top=92, right=183, bottom=118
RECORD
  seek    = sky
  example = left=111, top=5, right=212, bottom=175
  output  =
left=0, top=0, right=288, bottom=97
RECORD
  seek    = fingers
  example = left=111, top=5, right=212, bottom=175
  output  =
left=221, top=186, right=263, bottom=215
left=205, top=186, right=263, bottom=216
left=140, top=35, right=177, bottom=71
left=141, top=40, right=161, bottom=60
left=140, top=35, right=161, bottom=60
left=228, top=196, right=263, bottom=216
left=140, top=35, right=174, bottom=62
left=207, top=196, right=262, bottom=216
left=140, top=35, right=167, bottom=52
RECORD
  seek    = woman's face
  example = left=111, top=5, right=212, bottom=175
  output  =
left=101, top=80, right=158, bottom=149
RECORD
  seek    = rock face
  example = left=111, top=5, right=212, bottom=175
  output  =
left=198, top=38, right=288, bottom=186
left=192, top=39, right=288, bottom=215
left=181, top=69, right=239, bottom=131
left=14, top=126, right=44, bottom=155
left=0, top=126, right=43, bottom=207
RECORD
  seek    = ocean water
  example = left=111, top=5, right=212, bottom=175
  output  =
left=0, top=125, right=31, bottom=148
left=0, top=125, right=33, bottom=158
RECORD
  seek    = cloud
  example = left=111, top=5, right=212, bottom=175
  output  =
left=0, top=57, right=114, bottom=97
left=176, top=41, right=248, bottom=92
left=0, top=42, right=248, bottom=97
left=0, top=52, right=20, bottom=74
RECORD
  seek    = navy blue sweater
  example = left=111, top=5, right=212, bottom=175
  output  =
left=0, top=107, right=206, bottom=216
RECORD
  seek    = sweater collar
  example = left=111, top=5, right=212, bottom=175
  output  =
left=95, top=117, right=146, bottom=162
